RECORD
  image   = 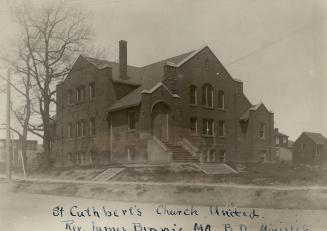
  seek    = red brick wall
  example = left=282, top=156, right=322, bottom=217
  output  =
left=53, top=56, right=117, bottom=166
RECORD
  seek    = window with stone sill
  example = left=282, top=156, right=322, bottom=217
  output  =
left=89, top=82, right=96, bottom=100
left=202, top=118, right=214, bottom=136
left=67, top=89, right=73, bottom=105
left=202, top=84, right=213, bottom=108
left=218, top=90, right=225, bottom=110
left=190, top=117, right=198, bottom=134
left=259, top=123, right=266, bottom=139
left=67, top=122, right=73, bottom=138
left=189, top=85, right=197, bottom=105
left=218, top=120, right=226, bottom=137
left=76, top=86, right=85, bottom=102
left=89, top=118, right=96, bottom=136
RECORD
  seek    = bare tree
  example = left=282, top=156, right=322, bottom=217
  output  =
left=9, top=1, right=93, bottom=167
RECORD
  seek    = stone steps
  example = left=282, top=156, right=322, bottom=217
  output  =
left=163, top=142, right=199, bottom=163
left=194, top=163, right=238, bottom=175
left=92, top=168, right=124, bottom=181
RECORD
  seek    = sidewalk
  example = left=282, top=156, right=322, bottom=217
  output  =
left=1, top=174, right=327, bottom=191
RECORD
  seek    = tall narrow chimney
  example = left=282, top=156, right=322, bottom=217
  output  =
left=119, top=40, right=128, bottom=79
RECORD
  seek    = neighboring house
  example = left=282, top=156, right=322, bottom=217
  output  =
left=274, top=128, right=292, bottom=163
left=0, top=139, right=40, bottom=170
left=293, top=132, right=327, bottom=166
left=50, top=40, right=276, bottom=167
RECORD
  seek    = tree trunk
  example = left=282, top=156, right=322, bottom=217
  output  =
left=42, top=95, right=51, bottom=169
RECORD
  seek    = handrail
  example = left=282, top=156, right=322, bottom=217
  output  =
left=178, top=138, right=201, bottom=157
left=152, top=136, right=169, bottom=151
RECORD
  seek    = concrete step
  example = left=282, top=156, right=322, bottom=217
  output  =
left=92, top=168, right=124, bottom=181
left=194, top=163, right=238, bottom=175
left=163, top=142, right=199, bottom=163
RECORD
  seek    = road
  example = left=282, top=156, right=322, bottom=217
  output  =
left=0, top=181, right=327, bottom=231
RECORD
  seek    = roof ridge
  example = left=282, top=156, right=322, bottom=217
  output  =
left=140, top=50, right=195, bottom=68
left=166, top=45, right=208, bottom=67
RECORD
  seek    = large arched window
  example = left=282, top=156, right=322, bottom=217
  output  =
left=189, top=85, right=197, bottom=105
left=202, top=84, right=213, bottom=107
left=218, top=90, right=225, bottom=109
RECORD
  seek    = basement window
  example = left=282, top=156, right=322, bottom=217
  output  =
left=219, top=150, right=226, bottom=163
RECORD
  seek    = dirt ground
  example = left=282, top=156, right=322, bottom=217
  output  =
left=111, top=163, right=327, bottom=186
left=6, top=179, right=327, bottom=210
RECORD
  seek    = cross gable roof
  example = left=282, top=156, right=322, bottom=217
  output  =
left=75, top=44, right=249, bottom=112
left=240, top=102, right=272, bottom=121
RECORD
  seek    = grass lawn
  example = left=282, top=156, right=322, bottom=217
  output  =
left=111, top=163, right=327, bottom=186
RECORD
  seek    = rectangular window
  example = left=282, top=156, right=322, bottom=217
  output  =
left=89, top=82, right=95, bottom=99
left=67, top=122, right=73, bottom=138
left=76, top=86, right=85, bottom=102
left=76, top=120, right=86, bottom=137
left=283, top=136, right=287, bottom=144
left=190, top=86, right=197, bottom=105
left=190, top=117, right=198, bottom=134
left=68, top=152, right=73, bottom=162
left=76, top=122, right=80, bottom=137
left=67, top=89, right=73, bottom=105
left=89, top=118, right=96, bottom=136
left=219, top=150, right=226, bottom=163
left=218, top=90, right=225, bottom=109
left=128, top=112, right=136, bottom=130
left=275, top=136, right=279, bottom=145
left=202, top=119, right=214, bottom=136
left=218, top=120, right=225, bottom=137
left=127, top=146, right=136, bottom=161
left=76, top=152, right=82, bottom=165
left=259, top=123, right=266, bottom=139
left=208, top=149, right=216, bottom=162
left=90, top=150, right=96, bottom=164
left=260, top=151, right=266, bottom=163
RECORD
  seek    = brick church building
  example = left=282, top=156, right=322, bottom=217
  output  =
left=50, top=40, right=276, bottom=167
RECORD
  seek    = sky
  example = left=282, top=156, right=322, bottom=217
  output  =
left=0, top=0, right=326, bottom=141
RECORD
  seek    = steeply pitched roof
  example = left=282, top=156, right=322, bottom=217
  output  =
left=240, top=102, right=272, bottom=121
left=81, top=45, right=250, bottom=113
left=81, top=55, right=143, bottom=85
left=166, top=45, right=207, bottom=67
left=302, top=132, right=327, bottom=145
left=107, top=50, right=193, bottom=112
left=107, top=87, right=143, bottom=112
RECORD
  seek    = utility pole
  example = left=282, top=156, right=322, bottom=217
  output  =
left=6, top=69, right=12, bottom=180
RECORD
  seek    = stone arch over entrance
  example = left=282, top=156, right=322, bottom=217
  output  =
left=151, top=101, right=170, bottom=142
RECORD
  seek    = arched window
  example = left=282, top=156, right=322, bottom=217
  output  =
left=189, top=85, right=197, bottom=105
left=202, top=84, right=213, bottom=107
left=218, top=90, right=225, bottom=109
